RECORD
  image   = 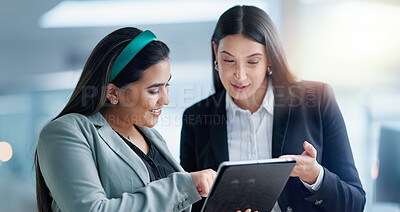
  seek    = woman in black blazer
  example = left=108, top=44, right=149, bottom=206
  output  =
left=180, top=5, right=365, bottom=212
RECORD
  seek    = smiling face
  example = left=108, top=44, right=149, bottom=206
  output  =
left=113, top=59, right=171, bottom=127
left=213, top=34, right=269, bottom=107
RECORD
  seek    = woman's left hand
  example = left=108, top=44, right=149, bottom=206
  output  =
left=279, top=141, right=321, bottom=184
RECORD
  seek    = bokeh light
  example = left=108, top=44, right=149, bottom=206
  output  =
left=0, top=141, right=13, bottom=162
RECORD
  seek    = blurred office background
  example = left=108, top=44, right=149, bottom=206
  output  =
left=1, top=0, right=400, bottom=211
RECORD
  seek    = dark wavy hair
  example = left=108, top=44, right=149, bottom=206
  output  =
left=34, top=27, right=169, bottom=212
left=211, top=5, right=296, bottom=92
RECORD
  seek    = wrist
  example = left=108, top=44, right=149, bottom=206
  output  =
left=303, top=163, right=321, bottom=184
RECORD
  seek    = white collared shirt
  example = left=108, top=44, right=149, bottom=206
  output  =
left=225, top=79, right=324, bottom=211
left=226, top=79, right=274, bottom=161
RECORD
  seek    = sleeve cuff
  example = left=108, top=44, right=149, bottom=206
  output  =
left=301, top=164, right=324, bottom=192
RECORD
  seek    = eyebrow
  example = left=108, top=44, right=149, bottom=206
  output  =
left=146, top=74, right=172, bottom=89
left=246, top=53, right=263, bottom=58
left=221, top=51, right=263, bottom=58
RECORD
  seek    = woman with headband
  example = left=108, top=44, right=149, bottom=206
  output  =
left=35, top=27, right=216, bottom=212
left=180, top=5, right=365, bottom=212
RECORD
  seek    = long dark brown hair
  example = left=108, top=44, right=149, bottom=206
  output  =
left=34, top=27, right=169, bottom=211
left=211, top=5, right=296, bottom=93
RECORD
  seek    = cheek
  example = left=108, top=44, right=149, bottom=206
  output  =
left=219, top=63, right=234, bottom=74
left=218, top=69, right=232, bottom=83
left=139, top=94, right=158, bottom=110
left=252, top=67, right=267, bottom=82
left=120, top=88, right=140, bottom=106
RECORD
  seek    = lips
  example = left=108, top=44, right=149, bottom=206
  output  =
left=231, top=83, right=249, bottom=92
left=149, top=108, right=162, bottom=116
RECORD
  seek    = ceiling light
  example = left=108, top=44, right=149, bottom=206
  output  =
left=39, top=0, right=269, bottom=28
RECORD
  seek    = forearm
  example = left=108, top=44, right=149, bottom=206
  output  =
left=88, top=172, right=201, bottom=212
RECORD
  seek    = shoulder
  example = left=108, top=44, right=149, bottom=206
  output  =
left=39, top=113, right=94, bottom=140
left=285, top=81, right=340, bottom=118
left=56, top=113, right=91, bottom=123
left=183, top=91, right=225, bottom=116
left=44, top=113, right=91, bottom=130
left=299, top=80, right=336, bottom=102
left=291, top=80, right=330, bottom=94
left=288, top=81, right=334, bottom=103
left=37, top=113, right=98, bottom=158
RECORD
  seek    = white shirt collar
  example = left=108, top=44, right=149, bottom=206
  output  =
left=226, top=79, right=274, bottom=123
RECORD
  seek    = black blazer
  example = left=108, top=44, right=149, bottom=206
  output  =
left=180, top=81, right=365, bottom=212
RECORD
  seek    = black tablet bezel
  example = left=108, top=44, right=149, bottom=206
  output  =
left=201, top=158, right=296, bottom=212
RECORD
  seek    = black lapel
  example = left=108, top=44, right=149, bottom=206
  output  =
left=272, top=83, right=293, bottom=158
left=208, top=91, right=229, bottom=166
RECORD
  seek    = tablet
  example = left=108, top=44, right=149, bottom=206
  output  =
left=201, top=158, right=296, bottom=212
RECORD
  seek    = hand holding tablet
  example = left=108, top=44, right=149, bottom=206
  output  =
left=201, top=158, right=296, bottom=212
left=280, top=141, right=321, bottom=184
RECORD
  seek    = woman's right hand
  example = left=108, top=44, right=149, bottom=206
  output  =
left=189, top=169, right=217, bottom=197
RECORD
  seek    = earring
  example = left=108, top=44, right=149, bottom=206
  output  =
left=112, top=100, right=118, bottom=104
left=267, top=66, right=273, bottom=76
left=214, top=60, right=219, bottom=72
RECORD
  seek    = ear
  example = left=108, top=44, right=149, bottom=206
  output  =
left=106, top=83, right=119, bottom=103
left=212, top=40, right=218, bottom=60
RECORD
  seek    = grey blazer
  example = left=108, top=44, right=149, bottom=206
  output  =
left=37, top=112, right=201, bottom=212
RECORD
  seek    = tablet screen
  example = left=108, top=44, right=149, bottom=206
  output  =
left=201, top=158, right=296, bottom=212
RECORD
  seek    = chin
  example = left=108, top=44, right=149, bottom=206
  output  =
left=228, top=91, right=252, bottom=101
left=144, top=118, right=159, bottom=128
left=145, top=123, right=157, bottom=128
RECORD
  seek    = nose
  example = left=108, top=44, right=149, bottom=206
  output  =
left=159, top=87, right=170, bottom=106
left=234, top=64, right=247, bottom=81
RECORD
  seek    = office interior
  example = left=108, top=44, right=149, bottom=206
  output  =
left=0, top=0, right=399, bottom=211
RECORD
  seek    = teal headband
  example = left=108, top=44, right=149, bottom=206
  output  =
left=109, top=30, right=157, bottom=82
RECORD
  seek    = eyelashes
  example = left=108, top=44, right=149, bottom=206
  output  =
left=223, top=59, right=259, bottom=65
left=149, top=83, right=170, bottom=95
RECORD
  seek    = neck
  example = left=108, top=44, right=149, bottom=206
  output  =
left=101, top=108, right=138, bottom=138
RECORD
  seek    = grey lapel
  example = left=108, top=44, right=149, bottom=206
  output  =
left=87, top=112, right=150, bottom=185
